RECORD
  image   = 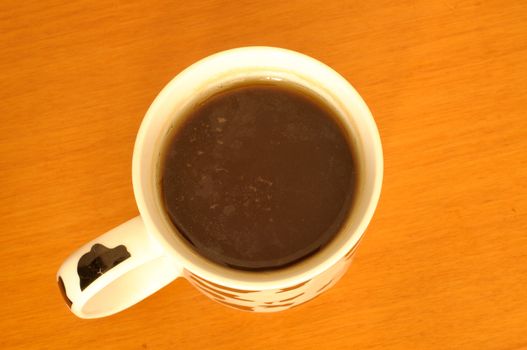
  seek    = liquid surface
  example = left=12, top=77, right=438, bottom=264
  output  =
left=161, top=83, right=356, bottom=270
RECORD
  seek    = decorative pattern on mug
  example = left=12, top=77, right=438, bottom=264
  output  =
left=77, top=243, right=131, bottom=290
left=184, top=243, right=359, bottom=312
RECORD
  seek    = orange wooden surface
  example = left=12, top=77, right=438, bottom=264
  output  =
left=1, top=1, right=527, bottom=349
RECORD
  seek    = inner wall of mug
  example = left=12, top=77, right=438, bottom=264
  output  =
left=133, top=47, right=382, bottom=288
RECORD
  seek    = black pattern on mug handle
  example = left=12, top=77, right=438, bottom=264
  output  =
left=77, top=244, right=131, bottom=290
left=57, top=276, right=72, bottom=307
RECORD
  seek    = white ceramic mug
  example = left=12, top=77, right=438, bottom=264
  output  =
left=57, top=47, right=383, bottom=319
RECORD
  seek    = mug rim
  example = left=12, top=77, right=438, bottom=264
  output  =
left=132, top=46, right=383, bottom=289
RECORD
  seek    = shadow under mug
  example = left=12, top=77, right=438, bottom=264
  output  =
left=57, top=46, right=383, bottom=318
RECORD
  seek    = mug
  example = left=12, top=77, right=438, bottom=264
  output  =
left=57, top=46, right=383, bottom=318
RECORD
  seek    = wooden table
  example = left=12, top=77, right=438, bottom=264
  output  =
left=2, top=1, right=526, bottom=349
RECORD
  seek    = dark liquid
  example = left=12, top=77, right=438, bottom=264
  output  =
left=161, top=83, right=356, bottom=270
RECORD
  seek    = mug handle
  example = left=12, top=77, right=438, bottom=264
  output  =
left=56, top=216, right=181, bottom=319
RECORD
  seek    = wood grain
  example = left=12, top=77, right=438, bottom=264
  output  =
left=1, top=1, right=526, bottom=349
